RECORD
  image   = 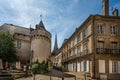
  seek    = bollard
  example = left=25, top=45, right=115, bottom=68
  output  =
left=50, top=76, right=52, bottom=80
left=62, top=77, right=64, bottom=80
left=74, top=76, right=76, bottom=80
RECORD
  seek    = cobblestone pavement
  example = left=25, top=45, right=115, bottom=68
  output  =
left=16, top=69, right=77, bottom=80
left=16, top=75, right=75, bottom=80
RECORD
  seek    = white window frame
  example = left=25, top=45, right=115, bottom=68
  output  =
left=83, top=29, right=88, bottom=38
left=98, top=41, right=104, bottom=53
left=110, top=25, right=117, bottom=35
left=109, top=61, right=120, bottom=73
left=98, top=24, right=103, bottom=34
left=112, top=61, right=118, bottom=73
left=111, top=42, right=117, bottom=54
left=83, top=43, right=88, bottom=55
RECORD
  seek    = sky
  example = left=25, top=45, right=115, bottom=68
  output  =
left=0, top=0, right=120, bottom=50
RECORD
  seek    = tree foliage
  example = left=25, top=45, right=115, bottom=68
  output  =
left=0, top=32, right=18, bottom=63
left=31, top=60, right=48, bottom=74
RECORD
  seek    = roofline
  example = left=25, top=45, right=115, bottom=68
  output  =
left=61, top=15, right=94, bottom=47
left=61, top=14, right=120, bottom=47
left=1, top=23, right=30, bottom=30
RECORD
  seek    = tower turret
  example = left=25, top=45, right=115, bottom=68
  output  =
left=31, top=19, right=51, bottom=62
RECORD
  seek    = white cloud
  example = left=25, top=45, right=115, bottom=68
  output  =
left=1, top=0, right=112, bottom=50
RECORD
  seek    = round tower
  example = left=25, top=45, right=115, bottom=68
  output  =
left=31, top=20, right=51, bottom=62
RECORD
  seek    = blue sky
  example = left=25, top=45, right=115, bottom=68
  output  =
left=0, top=0, right=120, bottom=50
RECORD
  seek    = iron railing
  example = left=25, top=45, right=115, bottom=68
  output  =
left=96, top=48, right=120, bottom=54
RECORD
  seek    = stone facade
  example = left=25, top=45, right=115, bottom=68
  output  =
left=0, top=20, right=51, bottom=65
left=61, top=15, right=120, bottom=80
left=0, top=23, right=31, bottom=64
left=61, top=0, right=120, bottom=79
left=31, top=21, right=51, bottom=62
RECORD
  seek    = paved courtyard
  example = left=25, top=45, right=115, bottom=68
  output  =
left=16, top=75, right=75, bottom=80
left=16, top=69, right=78, bottom=80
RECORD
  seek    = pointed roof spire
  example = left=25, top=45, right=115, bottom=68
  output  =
left=54, top=34, right=58, bottom=50
left=39, top=20, right=46, bottom=29
left=52, top=34, right=58, bottom=55
left=36, top=15, right=46, bottom=30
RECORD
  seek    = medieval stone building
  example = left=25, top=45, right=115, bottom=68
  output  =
left=0, top=20, right=51, bottom=68
left=30, top=20, right=51, bottom=62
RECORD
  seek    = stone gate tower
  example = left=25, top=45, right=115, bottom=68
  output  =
left=30, top=20, right=51, bottom=62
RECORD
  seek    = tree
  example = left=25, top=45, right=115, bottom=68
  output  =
left=31, top=60, right=49, bottom=80
left=0, top=32, right=18, bottom=64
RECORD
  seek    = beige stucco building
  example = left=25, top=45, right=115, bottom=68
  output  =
left=0, top=20, right=51, bottom=68
left=61, top=0, right=120, bottom=80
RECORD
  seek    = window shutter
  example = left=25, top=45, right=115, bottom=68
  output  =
left=86, top=60, right=89, bottom=72
left=81, top=61, right=84, bottom=71
left=99, top=60, right=105, bottom=73
left=77, top=61, right=80, bottom=72
left=118, top=61, right=120, bottom=73
left=72, top=63, right=74, bottom=71
left=109, top=60, right=112, bottom=73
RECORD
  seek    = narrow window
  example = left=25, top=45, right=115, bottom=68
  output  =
left=111, top=42, right=117, bottom=54
left=111, top=26, right=117, bottom=35
left=17, top=40, right=21, bottom=49
left=83, top=29, right=88, bottom=38
left=112, top=61, right=118, bottom=73
left=98, top=24, right=103, bottom=34
left=98, top=41, right=104, bottom=53
left=77, top=33, right=80, bottom=42
left=83, top=43, right=88, bottom=55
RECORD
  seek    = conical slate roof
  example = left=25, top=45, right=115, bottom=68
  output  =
left=52, top=34, right=58, bottom=55
left=39, top=20, right=46, bottom=29
left=36, top=20, right=46, bottom=30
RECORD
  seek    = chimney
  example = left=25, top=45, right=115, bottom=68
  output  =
left=112, top=8, right=119, bottom=16
left=102, top=0, right=109, bottom=16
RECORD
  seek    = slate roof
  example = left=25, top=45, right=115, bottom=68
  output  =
left=0, top=23, right=30, bottom=35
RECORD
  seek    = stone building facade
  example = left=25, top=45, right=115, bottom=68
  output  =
left=0, top=20, right=51, bottom=68
left=30, top=20, right=51, bottom=62
left=61, top=0, right=120, bottom=80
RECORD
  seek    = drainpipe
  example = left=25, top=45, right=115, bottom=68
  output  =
left=92, top=16, right=96, bottom=80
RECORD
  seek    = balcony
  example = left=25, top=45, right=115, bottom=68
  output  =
left=96, top=48, right=120, bottom=55
left=76, top=52, right=81, bottom=57
left=69, top=54, right=76, bottom=60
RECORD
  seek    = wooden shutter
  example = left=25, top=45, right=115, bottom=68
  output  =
left=118, top=61, right=120, bottom=73
left=86, top=60, right=89, bottom=72
left=99, top=60, right=105, bottom=73
left=109, top=60, right=112, bottom=73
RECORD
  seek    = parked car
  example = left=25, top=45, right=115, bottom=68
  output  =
left=0, top=72, right=15, bottom=80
